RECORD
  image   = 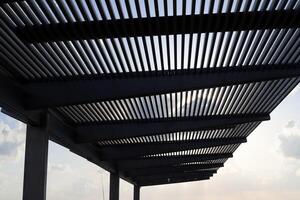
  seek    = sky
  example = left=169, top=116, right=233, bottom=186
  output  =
left=0, top=85, right=300, bottom=200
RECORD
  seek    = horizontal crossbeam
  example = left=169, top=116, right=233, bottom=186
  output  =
left=24, top=64, right=300, bottom=109
left=15, top=10, right=300, bottom=42
left=126, top=163, right=223, bottom=177
left=136, top=170, right=217, bottom=182
left=90, top=124, right=235, bottom=144
left=117, top=154, right=232, bottom=169
left=139, top=176, right=211, bottom=187
left=76, top=114, right=269, bottom=143
left=100, top=138, right=246, bottom=160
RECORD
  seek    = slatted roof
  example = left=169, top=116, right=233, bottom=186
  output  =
left=0, top=0, right=300, bottom=187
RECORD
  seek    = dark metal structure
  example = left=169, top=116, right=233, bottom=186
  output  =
left=0, top=1, right=300, bottom=200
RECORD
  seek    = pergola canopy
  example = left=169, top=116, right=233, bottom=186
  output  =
left=1, top=0, right=300, bottom=196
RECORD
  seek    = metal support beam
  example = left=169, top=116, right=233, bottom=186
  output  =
left=76, top=114, right=269, bottom=143
left=100, top=138, right=246, bottom=160
left=109, top=173, right=119, bottom=200
left=134, top=185, right=140, bottom=200
left=0, top=75, right=43, bottom=124
left=14, top=10, right=300, bottom=42
left=126, top=163, right=223, bottom=177
left=24, top=64, right=300, bottom=109
left=117, top=154, right=232, bottom=169
left=140, top=176, right=211, bottom=187
left=136, top=170, right=216, bottom=182
left=23, top=125, right=48, bottom=200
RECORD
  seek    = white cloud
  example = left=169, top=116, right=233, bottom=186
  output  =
left=285, top=120, right=296, bottom=128
left=0, top=121, right=26, bottom=161
left=279, top=135, right=300, bottom=159
left=49, top=163, right=71, bottom=173
left=279, top=121, right=300, bottom=160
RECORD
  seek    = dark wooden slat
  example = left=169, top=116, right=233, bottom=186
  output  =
left=14, top=10, right=300, bottom=42
left=24, top=64, right=300, bottom=109
left=76, top=114, right=269, bottom=143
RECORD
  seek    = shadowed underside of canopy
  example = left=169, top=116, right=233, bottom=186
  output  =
left=0, top=0, right=300, bottom=195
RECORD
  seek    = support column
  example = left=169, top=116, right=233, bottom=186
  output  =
left=23, top=125, right=49, bottom=200
left=109, top=173, right=119, bottom=200
left=134, top=185, right=140, bottom=200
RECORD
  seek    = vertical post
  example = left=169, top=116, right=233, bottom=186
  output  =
left=23, top=124, right=49, bottom=200
left=109, top=173, right=119, bottom=200
left=134, top=185, right=140, bottom=200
